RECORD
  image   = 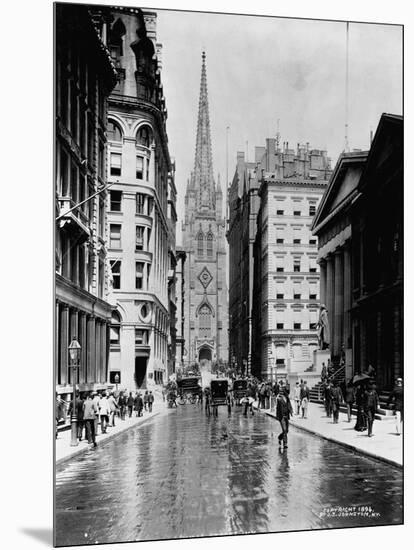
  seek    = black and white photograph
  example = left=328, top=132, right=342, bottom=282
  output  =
left=51, top=0, right=403, bottom=547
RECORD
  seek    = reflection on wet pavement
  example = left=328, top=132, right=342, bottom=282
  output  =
left=55, top=405, right=402, bottom=546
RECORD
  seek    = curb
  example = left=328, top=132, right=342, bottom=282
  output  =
left=56, top=410, right=163, bottom=467
left=262, top=410, right=402, bottom=470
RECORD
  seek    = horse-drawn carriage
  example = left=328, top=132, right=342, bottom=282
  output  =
left=176, top=376, right=202, bottom=405
left=232, top=379, right=248, bottom=405
left=205, top=378, right=232, bottom=416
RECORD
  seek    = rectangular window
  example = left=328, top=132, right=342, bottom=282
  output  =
left=293, top=259, right=301, bottom=272
left=146, top=158, right=150, bottom=181
left=136, top=193, right=145, bottom=214
left=99, top=199, right=104, bottom=237
left=60, top=150, right=68, bottom=196
left=98, top=141, right=105, bottom=179
left=294, top=293, right=301, bottom=300
left=294, top=323, right=301, bottom=329
left=136, top=226, right=145, bottom=251
left=98, top=259, right=104, bottom=298
left=310, top=293, right=317, bottom=300
left=110, top=190, right=122, bottom=212
left=110, top=153, right=122, bottom=176
left=110, top=260, right=121, bottom=289
left=309, top=205, right=316, bottom=216
left=277, top=210, right=284, bottom=215
left=309, top=239, right=317, bottom=245
left=276, top=358, right=285, bottom=365
left=135, top=262, right=144, bottom=289
left=276, top=293, right=284, bottom=299
left=109, top=224, right=121, bottom=249
left=309, top=267, right=317, bottom=273
left=135, top=329, right=148, bottom=345
left=276, top=238, right=284, bottom=244
left=276, top=267, right=284, bottom=272
left=110, top=326, right=120, bottom=344
left=293, top=239, right=301, bottom=244
left=70, top=163, right=78, bottom=203
left=136, top=156, right=144, bottom=179
left=277, top=323, right=284, bottom=329
left=293, top=211, right=301, bottom=216
left=310, top=322, right=317, bottom=330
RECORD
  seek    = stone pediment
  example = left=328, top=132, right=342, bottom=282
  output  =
left=312, top=151, right=368, bottom=233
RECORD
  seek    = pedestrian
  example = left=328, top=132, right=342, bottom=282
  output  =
left=143, top=391, right=149, bottom=411
left=363, top=382, right=379, bottom=437
left=107, top=391, right=119, bottom=426
left=388, top=377, right=403, bottom=435
left=127, top=392, right=134, bottom=418
left=99, top=393, right=110, bottom=434
left=293, top=381, right=301, bottom=415
left=118, top=392, right=127, bottom=420
left=83, top=392, right=98, bottom=447
left=324, top=380, right=332, bottom=418
left=259, top=383, right=266, bottom=409
left=136, top=392, right=144, bottom=416
left=300, top=380, right=310, bottom=419
left=67, top=392, right=85, bottom=440
left=354, top=384, right=368, bottom=432
left=92, top=391, right=101, bottom=435
left=276, top=386, right=293, bottom=449
left=330, top=380, right=343, bottom=424
left=148, top=391, right=154, bottom=412
left=344, top=380, right=355, bottom=422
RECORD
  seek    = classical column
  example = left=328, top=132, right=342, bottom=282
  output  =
left=59, top=305, right=69, bottom=385
left=80, top=312, right=87, bottom=384
left=87, top=315, right=96, bottom=383
left=343, top=242, right=352, bottom=349
left=318, top=259, right=327, bottom=306
left=100, top=319, right=107, bottom=384
left=334, top=250, right=344, bottom=358
left=326, top=254, right=335, bottom=353
left=56, top=302, right=60, bottom=386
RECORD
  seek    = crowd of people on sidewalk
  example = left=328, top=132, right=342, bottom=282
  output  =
left=56, top=388, right=157, bottom=446
left=318, top=362, right=404, bottom=438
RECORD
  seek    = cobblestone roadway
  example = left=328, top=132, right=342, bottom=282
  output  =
left=55, top=405, right=402, bottom=546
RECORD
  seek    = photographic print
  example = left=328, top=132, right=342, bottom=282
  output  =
left=54, top=1, right=403, bottom=547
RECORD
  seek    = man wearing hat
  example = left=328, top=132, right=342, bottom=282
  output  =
left=363, top=382, right=379, bottom=437
left=276, top=385, right=293, bottom=448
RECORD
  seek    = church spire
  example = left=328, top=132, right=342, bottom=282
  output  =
left=192, top=51, right=215, bottom=211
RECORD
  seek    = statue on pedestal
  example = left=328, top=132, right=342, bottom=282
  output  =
left=317, top=304, right=330, bottom=350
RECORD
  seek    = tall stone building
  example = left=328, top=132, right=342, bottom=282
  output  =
left=182, top=52, right=228, bottom=371
left=55, top=3, right=117, bottom=399
left=105, top=7, right=177, bottom=390
left=251, top=140, right=332, bottom=381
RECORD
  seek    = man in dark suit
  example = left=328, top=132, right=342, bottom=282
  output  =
left=276, top=386, right=293, bottom=448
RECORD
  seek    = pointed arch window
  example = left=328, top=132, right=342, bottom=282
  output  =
left=199, top=304, right=212, bottom=337
left=107, top=120, right=123, bottom=142
left=206, top=232, right=213, bottom=258
left=136, top=125, right=153, bottom=148
left=197, top=232, right=204, bottom=257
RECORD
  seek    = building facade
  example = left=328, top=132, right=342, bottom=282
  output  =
left=182, top=52, right=229, bottom=371
left=227, top=151, right=260, bottom=376
left=55, top=4, right=117, bottom=398
left=105, top=7, right=176, bottom=390
left=251, top=141, right=332, bottom=381
left=175, top=248, right=187, bottom=374
left=312, top=114, right=403, bottom=388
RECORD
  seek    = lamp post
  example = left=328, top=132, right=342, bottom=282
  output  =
left=68, top=336, right=81, bottom=447
left=114, top=373, right=120, bottom=392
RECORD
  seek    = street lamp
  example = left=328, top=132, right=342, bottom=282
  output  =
left=68, top=336, right=81, bottom=447
left=114, top=373, right=120, bottom=392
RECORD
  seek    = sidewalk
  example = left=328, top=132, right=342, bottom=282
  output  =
left=259, top=401, right=403, bottom=468
left=55, top=399, right=168, bottom=466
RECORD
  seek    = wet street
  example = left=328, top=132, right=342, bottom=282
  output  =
left=55, top=405, right=402, bottom=546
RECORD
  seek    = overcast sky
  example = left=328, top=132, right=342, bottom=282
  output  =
left=155, top=9, right=402, bottom=243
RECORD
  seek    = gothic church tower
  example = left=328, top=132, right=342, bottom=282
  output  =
left=182, top=52, right=228, bottom=371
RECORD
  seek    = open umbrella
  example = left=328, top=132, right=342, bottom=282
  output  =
left=352, top=373, right=372, bottom=385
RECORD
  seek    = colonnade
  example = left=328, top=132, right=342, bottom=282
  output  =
left=318, top=241, right=352, bottom=359
left=55, top=300, right=109, bottom=391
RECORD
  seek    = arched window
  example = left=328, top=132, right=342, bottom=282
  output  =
left=136, top=125, right=153, bottom=148
left=107, top=120, right=122, bottom=142
left=197, top=232, right=204, bottom=257
left=110, top=310, right=122, bottom=345
left=206, top=232, right=213, bottom=258
left=199, top=305, right=212, bottom=337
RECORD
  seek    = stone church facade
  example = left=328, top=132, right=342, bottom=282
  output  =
left=182, top=53, right=228, bottom=371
